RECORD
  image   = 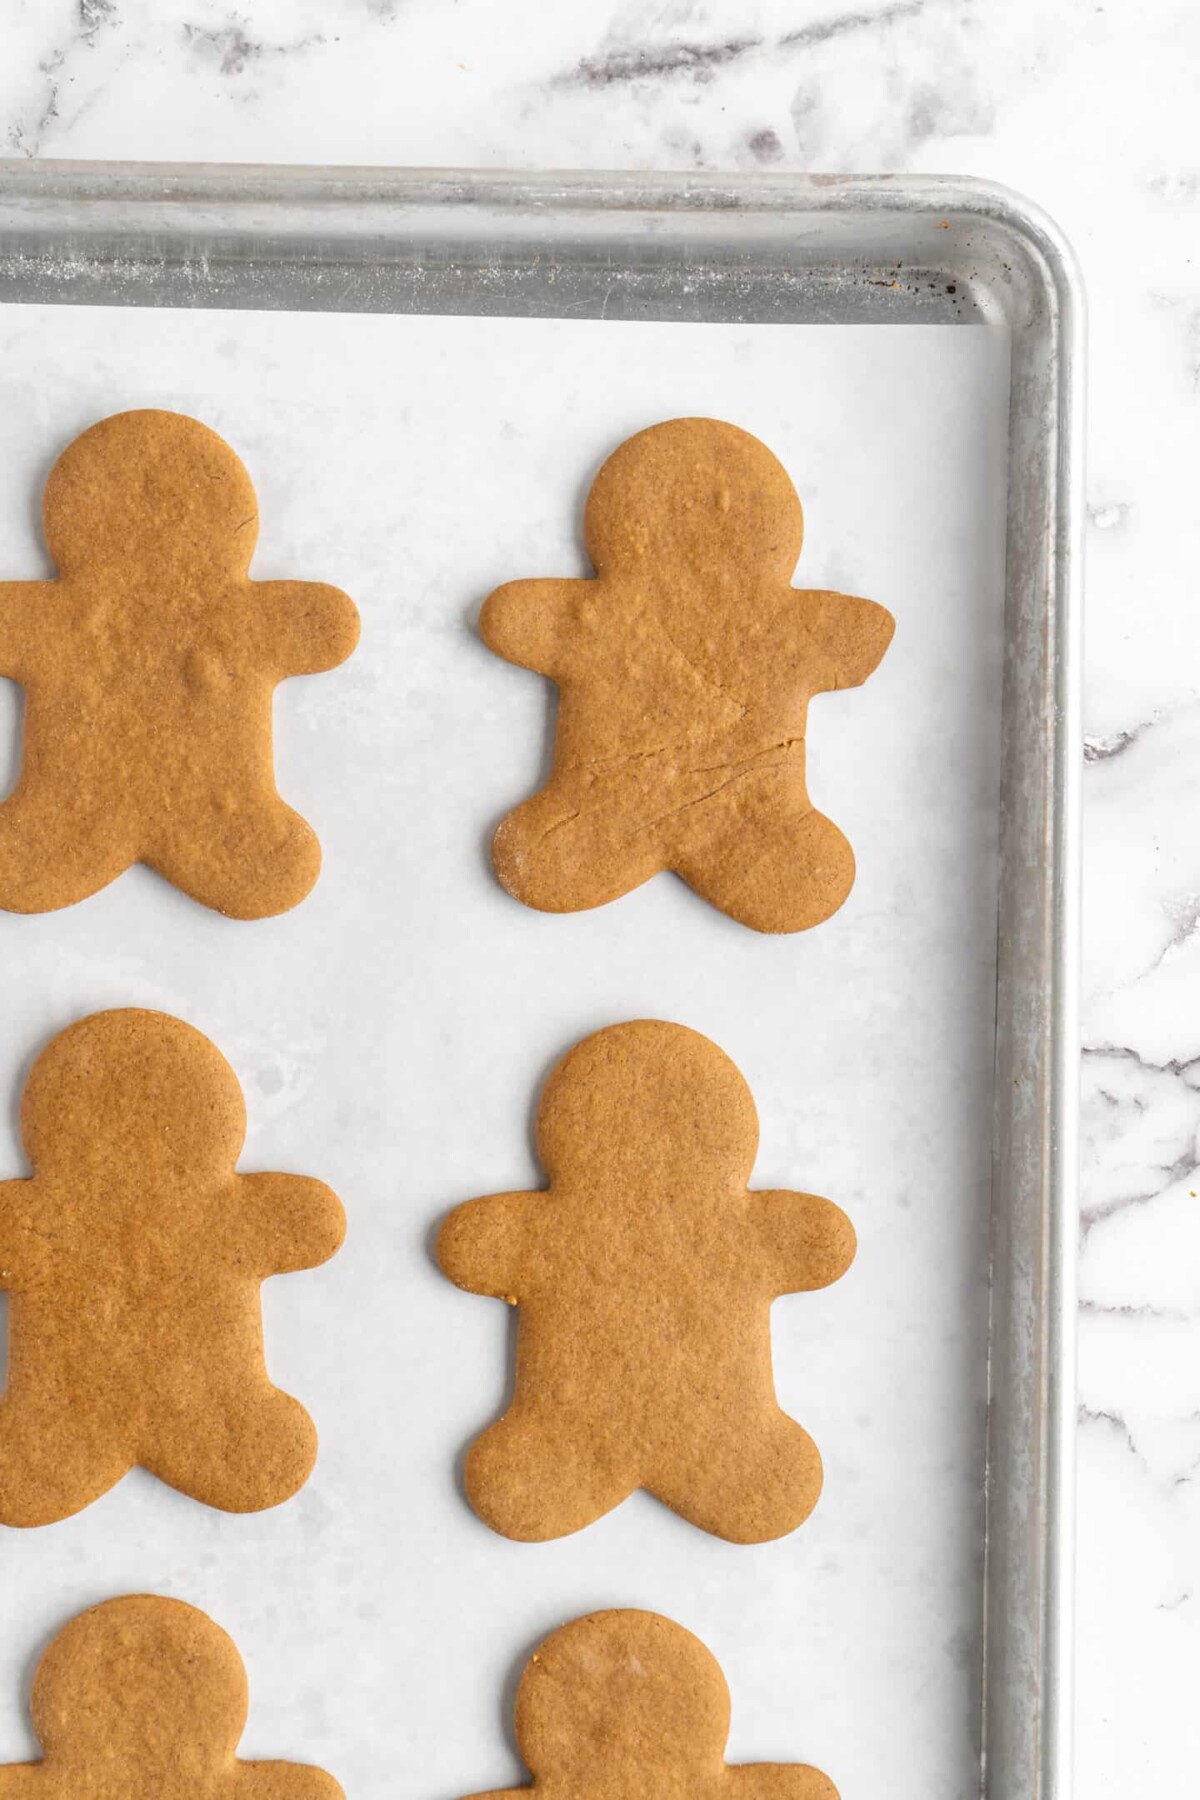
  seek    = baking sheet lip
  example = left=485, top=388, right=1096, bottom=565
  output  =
left=0, top=159, right=1082, bottom=1800
left=0, top=164, right=1085, bottom=345
left=0, top=158, right=1073, bottom=229
left=979, top=155, right=1080, bottom=1800
left=1045, top=266, right=1084, bottom=1800
left=0, top=160, right=1076, bottom=241
left=0, top=161, right=1068, bottom=242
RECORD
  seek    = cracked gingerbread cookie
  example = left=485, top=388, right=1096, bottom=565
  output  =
left=0, top=409, right=359, bottom=918
left=437, top=1019, right=855, bottom=1543
left=458, top=1610, right=837, bottom=1800
left=0, top=1008, right=345, bottom=1527
left=482, top=417, right=893, bottom=933
left=0, top=1594, right=343, bottom=1797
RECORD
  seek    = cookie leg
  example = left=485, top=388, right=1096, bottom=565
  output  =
left=0, top=788, right=134, bottom=913
left=147, top=797, right=322, bottom=920
left=648, top=1411, right=825, bottom=1543
left=0, top=1394, right=129, bottom=1527
left=672, top=781, right=856, bottom=934
left=0, top=1762, right=43, bottom=1794
left=144, top=1383, right=318, bottom=1514
left=492, top=778, right=663, bottom=914
left=464, top=1406, right=634, bottom=1541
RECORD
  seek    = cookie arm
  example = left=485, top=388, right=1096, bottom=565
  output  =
left=0, top=1765, right=44, bottom=1794
left=728, top=1763, right=840, bottom=1799
left=237, top=1760, right=346, bottom=1798
left=750, top=1190, right=856, bottom=1296
left=0, top=1179, right=31, bottom=1286
left=790, top=590, right=895, bottom=691
left=235, top=1173, right=347, bottom=1275
left=252, top=581, right=361, bottom=677
left=480, top=579, right=584, bottom=678
left=437, top=1191, right=539, bottom=1299
left=0, top=581, right=49, bottom=680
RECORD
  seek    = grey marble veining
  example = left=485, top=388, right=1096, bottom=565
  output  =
left=1, top=1, right=1199, bottom=1794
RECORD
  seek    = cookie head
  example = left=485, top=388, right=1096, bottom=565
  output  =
left=583, top=417, right=804, bottom=583
left=535, top=1020, right=760, bottom=1187
left=20, top=1009, right=247, bottom=1182
left=30, top=1596, right=248, bottom=1767
left=42, top=409, right=260, bottom=580
left=514, top=1612, right=731, bottom=1777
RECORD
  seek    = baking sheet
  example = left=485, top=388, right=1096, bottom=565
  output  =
left=0, top=303, right=1009, bottom=1798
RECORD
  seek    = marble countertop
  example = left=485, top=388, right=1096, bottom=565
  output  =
left=2, top=1, right=1198, bottom=1793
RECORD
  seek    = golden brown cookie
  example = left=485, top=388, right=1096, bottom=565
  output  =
left=438, top=1020, right=855, bottom=1543
left=0, top=1594, right=343, bottom=1797
left=460, top=1610, right=838, bottom=1800
left=0, top=1008, right=345, bottom=1527
left=0, top=409, right=359, bottom=918
left=482, top=417, right=894, bottom=934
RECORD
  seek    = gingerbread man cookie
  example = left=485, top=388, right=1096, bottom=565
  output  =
left=482, top=417, right=894, bottom=933
left=0, top=1009, right=345, bottom=1527
left=0, top=409, right=359, bottom=918
left=438, top=1020, right=855, bottom=1543
left=0, top=1595, right=343, bottom=1798
left=459, top=1610, right=837, bottom=1800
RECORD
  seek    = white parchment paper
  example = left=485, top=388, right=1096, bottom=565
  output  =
left=0, top=304, right=1009, bottom=1799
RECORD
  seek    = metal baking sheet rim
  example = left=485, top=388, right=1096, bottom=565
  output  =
left=0, top=164, right=1083, bottom=1800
